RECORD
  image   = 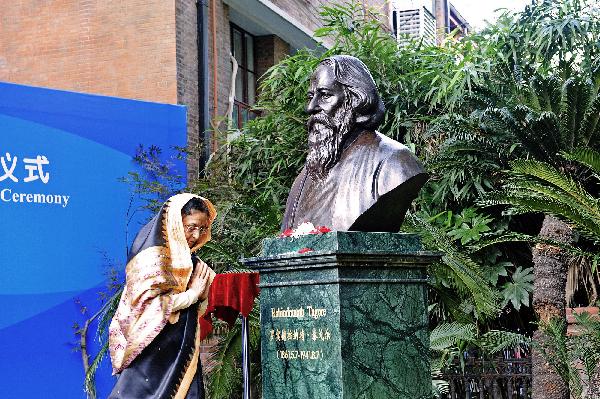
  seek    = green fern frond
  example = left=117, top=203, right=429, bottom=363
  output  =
left=431, top=378, right=449, bottom=396
left=430, top=285, right=476, bottom=324
left=534, top=316, right=600, bottom=399
left=409, top=214, right=501, bottom=319
left=573, top=312, right=600, bottom=340
left=530, top=75, right=562, bottom=113
left=479, top=330, right=530, bottom=354
left=504, top=177, right=593, bottom=215
left=536, top=318, right=573, bottom=381
left=440, top=256, right=497, bottom=312
left=571, top=312, right=600, bottom=382
left=572, top=79, right=592, bottom=144
left=430, top=322, right=477, bottom=351
left=469, top=232, right=537, bottom=249
left=510, top=109, right=560, bottom=161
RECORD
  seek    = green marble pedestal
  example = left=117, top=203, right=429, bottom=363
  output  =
left=241, top=231, right=440, bottom=399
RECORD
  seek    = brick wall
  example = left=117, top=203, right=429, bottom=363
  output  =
left=207, top=0, right=232, bottom=152
left=0, top=0, right=178, bottom=104
left=269, top=0, right=390, bottom=33
left=175, top=0, right=201, bottom=180
left=254, top=35, right=290, bottom=90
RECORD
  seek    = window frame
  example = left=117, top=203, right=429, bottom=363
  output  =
left=230, top=23, right=256, bottom=106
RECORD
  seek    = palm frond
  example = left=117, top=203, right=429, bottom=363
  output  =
left=503, top=179, right=599, bottom=235
left=84, top=289, right=122, bottom=398
left=522, top=110, right=562, bottom=160
left=560, top=78, right=591, bottom=150
left=571, top=312, right=600, bottom=383
left=530, top=75, right=562, bottom=113
left=562, top=147, right=600, bottom=176
left=431, top=377, right=449, bottom=397
left=429, top=285, right=476, bottom=324
left=535, top=316, right=600, bottom=399
left=482, top=157, right=600, bottom=242
left=484, top=190, right=589, bottom=227
left=84, top=343, right=109, bottom=399
left=510, top=160, right=587, bottom=204
left=473, top=232, right=600, bottom=264
left=536, top=318, right=575, bottom=388
left=206, top=322, right=243, bottom=399
left=578, top=93, right=600, bottom=146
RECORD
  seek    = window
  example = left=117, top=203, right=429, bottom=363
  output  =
left=231, top=24, right=256, bottom=106
left=230, top=24, right=259, bottom=129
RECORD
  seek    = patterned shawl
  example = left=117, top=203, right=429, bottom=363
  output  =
left=108, top=193, right=217, bottom=374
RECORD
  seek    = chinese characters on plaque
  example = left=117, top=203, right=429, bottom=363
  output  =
left=268, top=305, right=332, bottom=362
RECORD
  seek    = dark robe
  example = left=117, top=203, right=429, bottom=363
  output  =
left=108, top=302, right=205, bottom=399
left=282, top=131, right=427, bottom=232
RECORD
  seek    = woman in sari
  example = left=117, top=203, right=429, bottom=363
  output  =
left=108, top=193, right=217, bottom=399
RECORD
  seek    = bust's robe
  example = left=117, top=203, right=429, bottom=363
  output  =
left=281, top=131, right=427, bottom=232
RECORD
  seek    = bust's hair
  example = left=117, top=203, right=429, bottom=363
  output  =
left=318, top=55, right=385, bottom=130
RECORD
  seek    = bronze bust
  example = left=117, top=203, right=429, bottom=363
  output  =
left=281, top=55, right=427, bottom=232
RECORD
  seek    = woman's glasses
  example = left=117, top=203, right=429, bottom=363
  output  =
left=184, top=224, right=209, bottom=235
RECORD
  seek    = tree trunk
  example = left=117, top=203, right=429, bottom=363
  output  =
left=531, top=215, right=574, bottom=399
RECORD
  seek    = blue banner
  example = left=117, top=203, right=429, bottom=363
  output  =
left=0, top=82, right=187, bottom=398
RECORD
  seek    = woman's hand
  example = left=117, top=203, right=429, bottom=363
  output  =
left=188, top=261, right=214, bottom=300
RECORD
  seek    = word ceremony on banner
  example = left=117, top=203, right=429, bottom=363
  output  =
left=0, top=151, right=71, bottom=208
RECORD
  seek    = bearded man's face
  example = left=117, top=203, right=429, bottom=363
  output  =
left=306, top=64, right=356, bottom=180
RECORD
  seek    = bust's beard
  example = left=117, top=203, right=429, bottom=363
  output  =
left=306, top=107, right=355, bottom=180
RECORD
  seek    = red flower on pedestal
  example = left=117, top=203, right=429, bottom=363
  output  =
left=278, top=223, right=332, bottom=238
left=317, top=226, right=331, bottom=233
left=308, top=225, right=332, bottom=235
left=279, top=228, right=293, bottom=238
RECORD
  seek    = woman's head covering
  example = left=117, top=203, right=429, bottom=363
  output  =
left=109, top=193, right=217, bottom=374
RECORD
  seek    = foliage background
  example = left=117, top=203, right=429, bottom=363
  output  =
left=191, top=1, right=600, bottom=396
